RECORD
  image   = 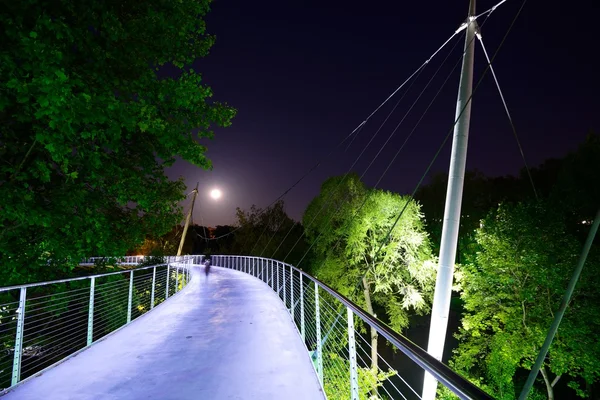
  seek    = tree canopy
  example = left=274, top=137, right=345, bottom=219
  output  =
left=0, top=0, right=235, bottom=284
left=450, top=202, right=600, bottom=400
left=229, top=200, right=307, bottom=265
left=304, top=173, right=436, bottom=331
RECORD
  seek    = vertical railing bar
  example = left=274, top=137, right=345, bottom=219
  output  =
left=11, top=287, right=27, bottom=386
left=348, top=307, right=359, bottom=400
left=165, top=263, right=170, bottom=299
left=283, top=264, right=287, bottom=308
left=150, top=266, right=156, bottom=309
left=127, top=271, right=133, bottom=323
left=300, top=273, right=305, bottom=343
left=290, top=265, right=294, bottom=317
left=315, top=281, right=323, bottom=386
left=87, top=277, right=95, bottom=346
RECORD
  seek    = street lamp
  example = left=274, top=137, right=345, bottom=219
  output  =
left=177, top=185, right=222, bottom=256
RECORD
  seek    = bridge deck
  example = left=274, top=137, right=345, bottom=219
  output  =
left=3, top=266, right=324, bottom=400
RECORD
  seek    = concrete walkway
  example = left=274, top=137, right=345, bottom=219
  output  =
left=2, top=266, right=325, bottom=400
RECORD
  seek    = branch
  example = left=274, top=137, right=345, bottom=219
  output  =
left=521, top=300, right=528, bottom=330
left=547, top=288, right=555, bottom=318
left=551, top=375, right=561, bottom=388
left=9, top=139, right=37, bottom=180
left=540, top=367, right=555, bottom=400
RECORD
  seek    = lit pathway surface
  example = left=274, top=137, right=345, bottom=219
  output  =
left=3, top=266, right=325, bottom=400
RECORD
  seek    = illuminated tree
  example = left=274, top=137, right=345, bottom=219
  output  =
left=304, top=174, right=436, bottom=394
left=450, top=202, right=600, bottom=400
left=0, top=0, right=235, bottom=284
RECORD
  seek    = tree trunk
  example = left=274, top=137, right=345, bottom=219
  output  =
left=362, top=276, right=378, bottom=397
left=540, top=366, right=555, bottom=400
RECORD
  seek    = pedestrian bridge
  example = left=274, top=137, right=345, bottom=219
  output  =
left=0, top=256, right=491, bottom=399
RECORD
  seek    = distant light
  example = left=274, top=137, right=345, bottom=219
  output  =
left=210, top=189, right=222, bottom=200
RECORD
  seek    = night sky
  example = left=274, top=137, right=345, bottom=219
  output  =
left=165, top=0, right=599, bottom=227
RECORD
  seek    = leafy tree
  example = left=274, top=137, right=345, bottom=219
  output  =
left=548, top=132, right=600, bottom=241
left=129, top=227, right=183, bottom=257
left=0, top=0, right=235, bottom=284
left=231, top=200, right=308, bottom=265
left=322, top=353, right=396, bottom=400
left=450, top=202, right=600, bottom=400
left=304, top=174, right=436, bottom=395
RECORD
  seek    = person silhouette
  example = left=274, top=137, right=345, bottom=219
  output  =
left=204, top=257, right=211, bottom=276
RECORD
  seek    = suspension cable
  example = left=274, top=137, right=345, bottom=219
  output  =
left=195, top=27, right=466, bottom=245
left=476, top=33, right=538, bottom=200
left=474, top=0, right=509, bottom=20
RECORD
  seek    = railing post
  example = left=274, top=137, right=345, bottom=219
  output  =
left=166, top=263, right=170, bottom=299
left=87, top=277, right=95, bottom=346
left=270, top=261, right=274, bottom=289
left=347, top=307, right=359, bottom=400
left=283, top=263, right=287, bottom=308
left=175, top=265, right=179, bottom=293
left=290, top=265, right=294, bottom=317
left=127, top=271, right=133, bottom=323
left=300, top=273, right=305, bottom=342
left=151, top=266, right=156, bottom=309
left=276, top=261, right=280, bottom=295
left=315, top=281, right=323, bottom=386
left=11, top=287, right=26, bottom=386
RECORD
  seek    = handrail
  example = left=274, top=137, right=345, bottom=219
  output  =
left=211, top=254, right=493, bottom=400
left=0, top=256, right=195, bottom=392
left=0, top=256, right=191, bottom=293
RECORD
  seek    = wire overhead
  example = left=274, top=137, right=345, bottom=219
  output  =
left=477, top=34, right=538, bottom=200
left=285, top=31, right=466, bottom=266
left=372, top=0, right=530, bottom=265
left=474, top=0, right=510, bottom=20
left=195, top=26, right=468, bottom=244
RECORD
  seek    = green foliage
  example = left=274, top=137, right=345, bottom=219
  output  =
left=322, top=352, right=396, bottom=400
left=0, top=0, right=235, bottom=285
left=304, top=174, right=436, bottom=332
left=230, top=200, right=308, bottom=265
left=451, top=201, right=600, bottom=399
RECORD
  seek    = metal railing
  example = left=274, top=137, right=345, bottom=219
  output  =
left=0, top=256, right=194, bottom=392
left=80, top=255, right=176, bottom=265
left=212, top=255, right=493, bottom=400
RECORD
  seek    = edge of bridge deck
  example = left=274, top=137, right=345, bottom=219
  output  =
left=1, top=265, right=325, bottom=400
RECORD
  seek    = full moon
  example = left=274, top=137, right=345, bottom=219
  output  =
left=210, top=189, right=222, bottom=200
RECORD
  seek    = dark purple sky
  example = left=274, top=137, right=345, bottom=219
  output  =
left=166, top=0, right=599, bottom=227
